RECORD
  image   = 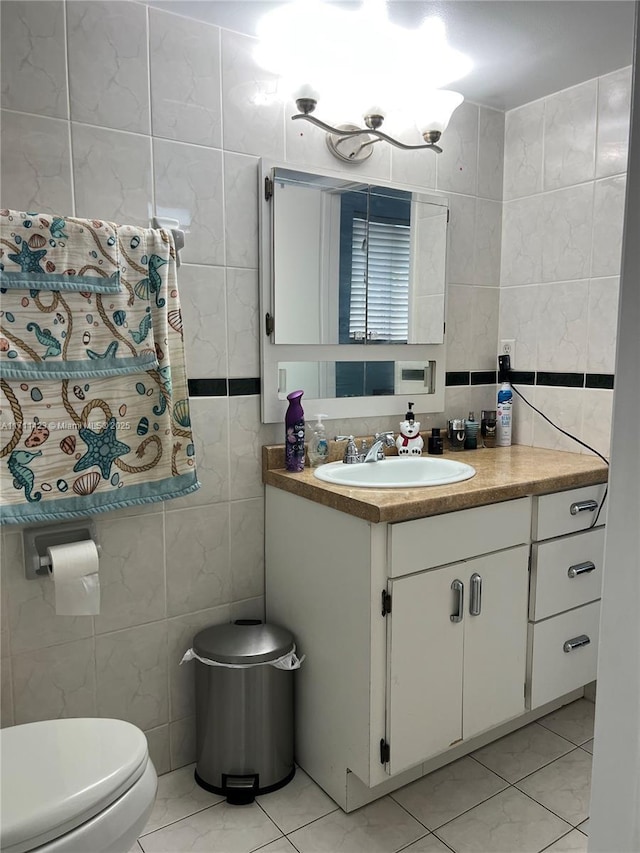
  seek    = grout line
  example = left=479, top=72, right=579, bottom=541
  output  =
left=244, top=799, right=283, bottom=846
left=429, top=783, right=576, bottom=850
left=389, top=796, right=432, bottom=833
left=139, top=800, right=224, bottom=837
left=468, top=738, right=579, bottom=788
left=538, top=827, right=584, bottom=853
left=540, top=93, right=547, bottom=195
left=263, top=804, right=341, bottom=839
left=145, top=3, right=156, bottom=221
left=282, top=833, right=304, bottom=853
left=62, top=0, right=72, bottom=124
left=516, top=784, right=584, bottom=830
left=536, top=715, right=595, bottom=747
left=271, top=803, right=340, bottom=838
left=502, top=169, right=627, bottom=206
left=62, top=0, right=76, bottom=217
left=217, top=25, right=225, bottom=156
left=426, top=785, right=512, bottom=834
left=393, top=830, right=435, bottom=853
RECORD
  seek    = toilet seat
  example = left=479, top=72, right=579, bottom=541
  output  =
left=1, top=718, right=150, bottom=853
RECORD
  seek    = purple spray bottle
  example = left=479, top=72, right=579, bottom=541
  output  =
left=285, top=389, right=305, bottom=472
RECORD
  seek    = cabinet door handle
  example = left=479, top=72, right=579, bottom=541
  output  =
left=450, top=580, right=464, bottom=623
left=570, top=499, right=598, bottom=516
left=469, top=573, right=482, bottom=616
left=568, top=561, right=596, bottom=579
left=563, top=634, right=591, bottom=653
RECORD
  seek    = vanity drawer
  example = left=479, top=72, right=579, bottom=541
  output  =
left=529, top=527, right=605, bottom=621
left=533, top=485, right=607, bottom=541
left=388, top=498, right=531, bottom=576
left=527, top=601, right=600, bottom=709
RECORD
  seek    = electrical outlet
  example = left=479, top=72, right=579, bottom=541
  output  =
left=500, top=339, right=516, bottom=368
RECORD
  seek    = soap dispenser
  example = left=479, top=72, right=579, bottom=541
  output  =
left=308, top=414, right=329, bottom=467
left=396, top=401, right=424, bottom=456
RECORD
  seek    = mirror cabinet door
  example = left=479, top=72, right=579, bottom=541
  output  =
left=271, top=169, right=447, bottom=346
left=260, top=162, right=448, bottom=423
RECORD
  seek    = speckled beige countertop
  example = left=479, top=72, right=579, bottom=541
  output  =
left=262, top=443, right=608, bottom=523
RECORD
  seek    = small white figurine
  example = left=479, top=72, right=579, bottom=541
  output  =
left=396, top=402, right=424, bottom=456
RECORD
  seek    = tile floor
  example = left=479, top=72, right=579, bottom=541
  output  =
left=135, top=699, right=595, bottom=853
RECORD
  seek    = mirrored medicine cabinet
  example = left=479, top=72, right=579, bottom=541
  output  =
left=259, top=160, right=450, bottom=423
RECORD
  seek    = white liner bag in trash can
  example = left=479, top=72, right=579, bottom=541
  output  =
left=180, top=619, right=304, bottom=804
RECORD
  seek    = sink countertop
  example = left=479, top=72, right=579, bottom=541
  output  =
left=262, top=444, right=608, bottom=523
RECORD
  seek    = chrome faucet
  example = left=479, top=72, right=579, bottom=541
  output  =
left=335, top=436, right=362, bottom=464
left=336, top=432, right=395, bottom=463
left=363, top=432, right=395, bottom=462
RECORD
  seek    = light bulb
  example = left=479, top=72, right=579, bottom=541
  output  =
left=364, top=105, right=386, bottom=119
left=294, top=83, right=321, bottom=103
left=420, top=90, right=464, bottom=135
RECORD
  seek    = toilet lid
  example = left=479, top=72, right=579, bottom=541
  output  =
left=1, top=718, right=149, bottom=852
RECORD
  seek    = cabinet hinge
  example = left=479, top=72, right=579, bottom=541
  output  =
left=265, top=176, right=274, bottom=201
left=381, top=590, right=392, bottom=616
left=265, top=312, right=275, bottom=336
left=446, top=209, right=450, bottom=223
left=380, top=738, right=390, bottom=764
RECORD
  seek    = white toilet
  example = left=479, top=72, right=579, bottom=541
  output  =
left=0, top=718, right=157, bottom=853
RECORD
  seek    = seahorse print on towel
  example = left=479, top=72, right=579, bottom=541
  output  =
left=25, top=322, right=62, bottom=358
left=129, top=310, right=152, bottom=344
left=8, top=449, right=42, bottom=502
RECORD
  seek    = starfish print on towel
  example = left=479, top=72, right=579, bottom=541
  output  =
left=73, top=416, right=131, bottom=479
left=7, top=241, right=47, bottom=273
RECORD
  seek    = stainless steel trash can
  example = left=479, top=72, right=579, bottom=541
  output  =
left=193, top=620, right=296, bottom=804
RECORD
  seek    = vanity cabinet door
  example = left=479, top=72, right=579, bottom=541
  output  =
left=385, top=564, right=464, bottom=776
left=463, top=546, right=529, bottom=740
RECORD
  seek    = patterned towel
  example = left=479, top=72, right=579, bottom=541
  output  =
left=1, top=222, right=161, bottom=380
left=0, top=228, right=199, bottom=524
left=0, top=210, right=121, bottom=292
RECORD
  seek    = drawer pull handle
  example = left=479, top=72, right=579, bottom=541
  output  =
left=568, top=561, right=596, bottom=579
left=563, top=634, right=591, bottom=653
left=470, top=573, right=482, bottom=616
left=451, top=580, right=464, bottom=623
left=570, top=500, right=598, bottom=516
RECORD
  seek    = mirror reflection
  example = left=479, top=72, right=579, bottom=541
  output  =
left=278, top=361, right=436, bottom=400
left=272, top=168, right=447, bottom=346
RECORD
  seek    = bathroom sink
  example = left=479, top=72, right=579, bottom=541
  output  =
left=313, top=457, right=476, bottom=488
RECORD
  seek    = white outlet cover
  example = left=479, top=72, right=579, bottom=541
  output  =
left=500, top=339, right=516, bottom=367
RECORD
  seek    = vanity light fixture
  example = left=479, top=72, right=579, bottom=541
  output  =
left=255, top=0, right=471, bottom=163
left=292, top=89, right=464, bottom=162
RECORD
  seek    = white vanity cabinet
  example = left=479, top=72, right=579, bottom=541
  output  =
left=265, top=488, right=533, bottom=809
left=264, top=445, right=608, bottom=811
left=527, top=484, right=607, bottom=709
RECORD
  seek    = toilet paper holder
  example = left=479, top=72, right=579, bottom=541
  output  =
left=23, top=520, right=101, bottom=579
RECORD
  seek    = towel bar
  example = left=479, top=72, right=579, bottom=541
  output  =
left=152, top=216, right=185, bottom=266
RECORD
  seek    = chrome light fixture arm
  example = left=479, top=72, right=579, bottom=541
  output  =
left=292, top=113, right=443, bottom=156
left=291, top=101, right=443, bottom=163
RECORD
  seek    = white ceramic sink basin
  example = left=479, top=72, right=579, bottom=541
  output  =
left=313, top=456, right=476, bottom=488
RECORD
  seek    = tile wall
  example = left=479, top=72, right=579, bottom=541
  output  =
left=500, top=68, right=631, bottom=457
left=0, top=0, right=503, bottom=770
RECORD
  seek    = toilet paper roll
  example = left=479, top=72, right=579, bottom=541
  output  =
left=47, top=541, right=100, bottom=616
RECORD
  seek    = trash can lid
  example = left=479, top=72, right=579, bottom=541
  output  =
left=193, top=621, right=294, bottom=665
